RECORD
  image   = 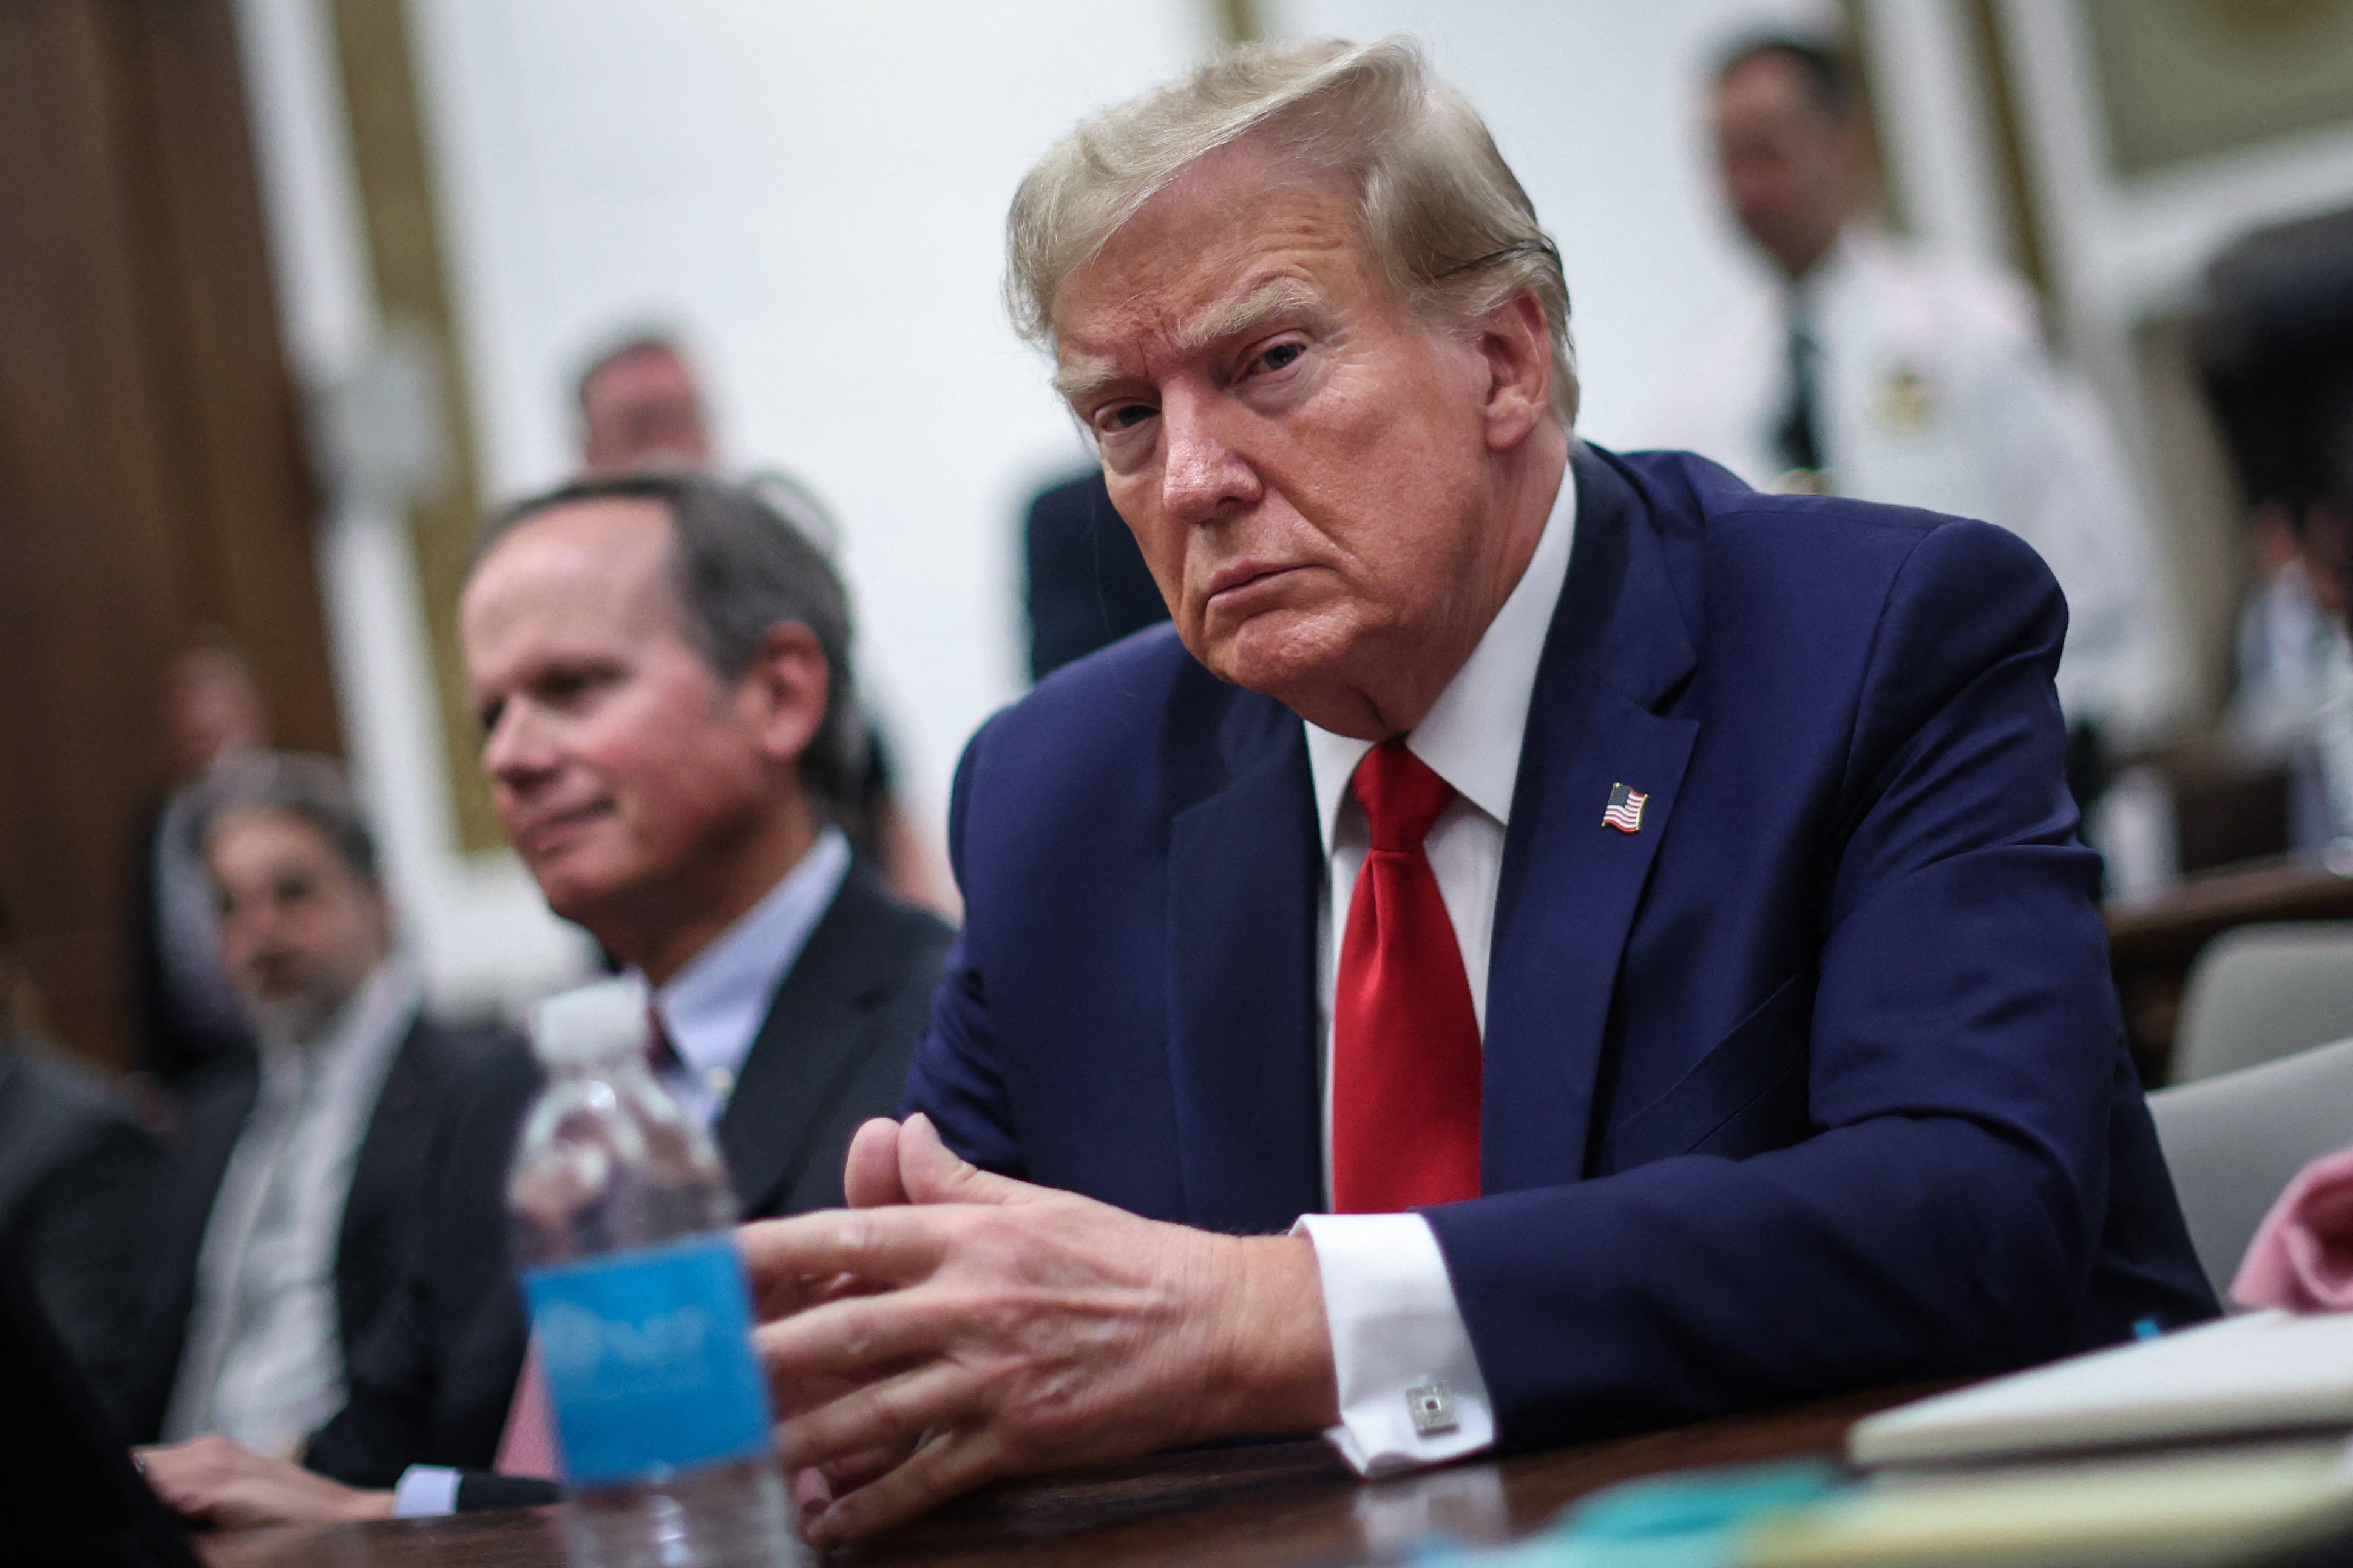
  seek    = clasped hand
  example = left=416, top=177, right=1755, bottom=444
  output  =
left=741, top=1113, right=1335, bottom=1544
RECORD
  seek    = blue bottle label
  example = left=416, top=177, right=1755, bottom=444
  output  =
left=523, top=1234, right=774, bottom=1488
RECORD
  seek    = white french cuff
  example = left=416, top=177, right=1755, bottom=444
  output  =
left=392, top=1463, right=462, bottom=1518
left=1292, top=1211, right=1496, bottom=1478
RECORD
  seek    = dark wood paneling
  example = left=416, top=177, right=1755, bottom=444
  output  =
left=0, top=0, right=339, bottom=1069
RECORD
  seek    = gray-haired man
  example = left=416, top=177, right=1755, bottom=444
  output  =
left=740, top=35, right=2207, bottom=1545
left=127, top=754, right=510, bottom=1451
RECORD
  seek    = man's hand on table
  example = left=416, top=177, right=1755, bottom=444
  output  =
left=135, top=1435, right=395, bottom=1529
left=742, top=1113, right=1339, bottom=1546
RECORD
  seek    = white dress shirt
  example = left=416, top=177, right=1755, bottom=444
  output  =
left=393, top=827, right=852, bottom=1518
left=164, top=962, right=420, bottom=1454
left=1637, top=229, right=2169, bottom=738
left=1292, top=464, right=1577, bottom=1477
left=648, top=825, right=853, bottom=1126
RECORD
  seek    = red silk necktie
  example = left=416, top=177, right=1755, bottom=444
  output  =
left=1331, top=738, right=1483, bottom=1212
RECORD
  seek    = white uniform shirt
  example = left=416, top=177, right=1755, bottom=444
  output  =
left=1293, top=464, right=1576, bottom=1477
left=163, top=962, right=419, bottom=1454
left=1639, top=229, right=2168, bottom=736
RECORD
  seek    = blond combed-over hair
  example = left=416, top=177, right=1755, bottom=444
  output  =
left=1005, top=36, right=1577, bottom=425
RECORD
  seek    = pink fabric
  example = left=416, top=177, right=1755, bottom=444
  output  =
left=2232, top=1144, right=2353, bottom=1313
left=495, top=1342, right=561, bottom=1479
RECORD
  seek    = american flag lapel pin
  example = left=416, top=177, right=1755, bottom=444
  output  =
left=1602, top=782, right=1648, bottom=834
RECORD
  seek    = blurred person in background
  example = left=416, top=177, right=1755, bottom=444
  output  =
left=577, top=333, right=716, bottom=478
left=1022, top=468, right=1171, bottom=681
left=2205, top=213, right=2353, bottom=855
left=138, top=471, right=953, bottom=1528
left=572, top=328, right=946, bottom=910
left=1640, top=33, right=2165, bottom=811
left=2224, top=503, right=2340, bottom=848
left=0, top=885, right=158, bottom=1431
left=132, top=638, right=268, bottom=1082
left=127, top=754, right=507, bottom=1455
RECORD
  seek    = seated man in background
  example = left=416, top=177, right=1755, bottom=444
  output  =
left=740, top=38, right=2215, bottom=1546
left=127, top=754, right=507, bottom=1452
left=141, top=472, right=953, bottom=1526
left=0, top=887, right=158, bottom=1431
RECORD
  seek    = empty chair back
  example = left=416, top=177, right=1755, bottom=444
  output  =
left=2149, top=1033, right=2353, bottom=1296
left=2171, top=922, right=2353, bottom=1084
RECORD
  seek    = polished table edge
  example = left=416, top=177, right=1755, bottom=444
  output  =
left=194, top=1381, right=1955, bottom=1568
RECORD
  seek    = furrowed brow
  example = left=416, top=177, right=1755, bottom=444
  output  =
left=1170, top=277, right=1324, bottom=359
left=1053, top=354, right=1123, bottom=411
left=1053, top=277, right=1329, bottom=413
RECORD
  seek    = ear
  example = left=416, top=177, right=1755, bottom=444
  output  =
left=737, top=621, right=831, bottom=770
left=1475, top=288, right=1556, bottom=455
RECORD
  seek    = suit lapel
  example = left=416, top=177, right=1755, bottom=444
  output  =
left=338, top=1015, right=438, bottom=1287
left=718, top=873, right=895, bottom=1218
left=1483, top=448, right=1701, bottom=1193
left=1166, top=698, right=1325, bottom=1233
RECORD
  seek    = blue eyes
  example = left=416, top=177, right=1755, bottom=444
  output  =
left=1261, top=342, right=1303, bottom=372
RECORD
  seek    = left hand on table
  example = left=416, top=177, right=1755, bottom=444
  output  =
left=740, top=1112, right=1336, bottom=1545
left=134, top=1435, right=395, bottom=1529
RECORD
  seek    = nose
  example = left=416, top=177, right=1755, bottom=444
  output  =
left=1157, top=387, right=1261, bottom=527
left=481, top=700, right=559, bottom=793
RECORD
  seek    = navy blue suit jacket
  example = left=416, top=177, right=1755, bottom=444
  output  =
left=905, top=446, right=2215, bottom=1450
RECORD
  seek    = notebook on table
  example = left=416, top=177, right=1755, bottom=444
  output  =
left=1850, top=1310, right=2353, bottom=1469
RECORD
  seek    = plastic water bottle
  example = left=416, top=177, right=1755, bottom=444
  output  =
left=509, top=979, right=802, bottom=1567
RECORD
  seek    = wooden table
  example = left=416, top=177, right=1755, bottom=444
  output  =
left=2107, top=856, right=2353, bottom=1083
left=194, top=1384, right=1922, bottom=1568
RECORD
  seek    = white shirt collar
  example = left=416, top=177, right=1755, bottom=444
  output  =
left=1304, top=458, right=1579, bottom=853
left=646, top=825, right=853, bottom=1089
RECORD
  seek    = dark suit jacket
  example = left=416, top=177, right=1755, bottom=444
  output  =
left=304, top=868, right=953, bottom=1509
left=907, top=445, right=2217, bottom=1453
left=0, top=1036, right=161, bottom=1434
left=126, top=1008, right=507, bottom=1443
left=1024, top=470, right=1170, bottom=681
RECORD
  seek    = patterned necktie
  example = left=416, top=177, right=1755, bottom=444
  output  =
left=1330, top=739, right=1483, bottom=1212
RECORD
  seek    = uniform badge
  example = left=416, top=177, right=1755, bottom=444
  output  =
left=1873, top=363, right=1937, bottom=433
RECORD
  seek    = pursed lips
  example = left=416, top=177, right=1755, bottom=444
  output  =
left=1203, top=559, right=1301, bottom=604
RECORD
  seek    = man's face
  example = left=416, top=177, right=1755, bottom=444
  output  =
left=459, top=500, right=782, bottom=941
left=166, top=651, right=263, bottom=778
left=1051, top=145, right=1522, bottom=734
left=209, top=809, right=388, bottom=1043
left=1712, top=53, right=1857, bottom=280
left=580, top=346, right=714, bottom=476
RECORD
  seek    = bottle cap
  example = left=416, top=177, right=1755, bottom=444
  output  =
left=530, top=978, right=652, bottom=1070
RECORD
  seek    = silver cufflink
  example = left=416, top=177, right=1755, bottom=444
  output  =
left=1407, top=1380, right=1458, bottom=1437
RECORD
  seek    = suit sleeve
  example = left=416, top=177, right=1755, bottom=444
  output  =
left=898, top=713, right=1028, bottom=1177
left=1425, top=518, right=2139, bottom=1449
left=308, top=1045, right=534, bottom=1486
left=16, top=1110, right=160, bottom=1436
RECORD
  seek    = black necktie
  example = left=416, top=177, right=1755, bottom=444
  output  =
left=1775, top=308, right=1824, bottom=484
